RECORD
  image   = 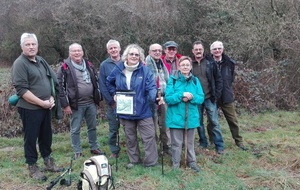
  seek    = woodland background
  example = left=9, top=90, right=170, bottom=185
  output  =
left=0, top=0, right=299, bottom=136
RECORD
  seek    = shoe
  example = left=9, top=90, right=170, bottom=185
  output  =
left=189, top=162, right=200, bottom=173
left=74, top=152, right=84, bottom=160
left=216, top=149, right=224, bottom=155
left=126, top=162, right=138, bottom=169
left=237, top=144, right=248, bottom=151
left=163, top=148, right=172, bottom=156
left=44, top=156, right=64, bottom=172
left=144, top=162, right=159, bottom=168
left=90, top=149, right=102, bottom=155
left=172, top=165, right=179, bottom=170
left=109, top=153, right=119, bottom=159
left=28, top=164, right=47, bottom=181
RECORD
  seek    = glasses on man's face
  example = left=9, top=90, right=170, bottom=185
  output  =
left=151, top=49, right=162, bottom=53
left=212, top=47, right=222, bottom=51
left=128, top=53, right=140, bottom=57
left=167, top=47, right=176, bottom=51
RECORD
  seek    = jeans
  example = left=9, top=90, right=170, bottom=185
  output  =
left=106, top=104, right=120, bottom=154
left=70, top=103, right=99, bottom=153
left=197, top=99, right=224, bottom=150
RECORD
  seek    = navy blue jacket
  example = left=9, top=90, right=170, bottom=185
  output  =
left=106, top=61, right=157, bottom=120
left=99, top=57, right=122, bottom=106
left=211, top=53, right=236, bottom=104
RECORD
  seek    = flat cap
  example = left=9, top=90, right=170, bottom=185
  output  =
left=164, top=41, right=178, bottom=48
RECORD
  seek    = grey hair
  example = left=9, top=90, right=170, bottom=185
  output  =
left=69, top=43, right=83, bottom=52
left=20, top=33, right=38, bottom=46
left=210, top=41, right=224, bottom=50
left=106, top=39, right=120, bottom=49
left=121, top=44, right=145, bottom=62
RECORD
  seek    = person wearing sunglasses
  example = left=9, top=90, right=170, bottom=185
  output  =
left=161, top=41, right=182, bottom=75
left=106, top=44, right=164, bottom=169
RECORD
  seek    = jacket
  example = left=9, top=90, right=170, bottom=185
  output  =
left=99, top=57, right=122, bottom=106
left=106, top=61, right=157, bottom=120
left=161, top=53, right=182, bottom=75
left=12, top=54, right=62, bottom=119
left=145, top=55, right=169, bottom=94
left=165, top=71, right=204, bottom=129
left=210, top=53, right=236, bottom=104
left=192, top=56, right=223, bottom=102
left=57, top=57, right=101, bottom=110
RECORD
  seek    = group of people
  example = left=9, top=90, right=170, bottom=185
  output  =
left=11, top=32, right=247, bottom=181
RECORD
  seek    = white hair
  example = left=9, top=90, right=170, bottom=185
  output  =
left=210, top=41, right=224, bottom=50
left=20, top=33, right=38, bottom=46
left=106, top=39, right=120, bottom=49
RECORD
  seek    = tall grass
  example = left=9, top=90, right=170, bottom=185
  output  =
left=0, top=111, right=299, bottom=190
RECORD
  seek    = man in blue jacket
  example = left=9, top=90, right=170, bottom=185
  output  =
left=192, top=41, right=225, bottom=155
left=99, top=39, right=122, bottom=158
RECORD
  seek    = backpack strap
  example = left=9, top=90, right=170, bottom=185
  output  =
left=89, top=157, right=103, bottom=184
left=81, top=170, right=98, bottom=190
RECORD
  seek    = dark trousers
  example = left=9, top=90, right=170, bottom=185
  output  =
left=18, top=107, right=52, bottom=165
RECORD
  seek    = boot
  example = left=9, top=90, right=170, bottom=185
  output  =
left=44, top=156, right=64, bottom=172
left=28, top=163, right=47, bottom=181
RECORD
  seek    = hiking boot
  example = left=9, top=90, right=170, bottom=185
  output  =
left=236, top=143, right=248, bottom=151
left=28, top=164, right=47, bottom=181
left=163, top=148, right=172, bottom=156
left=216, top=149, right=224, bottom=155
left=144, top=162, right=159, bottom=168
left=189, top=162, right=200, bottom=173
left=44, top=156, right=64, bottom=172
left=90, top=149, right=102, bottom=155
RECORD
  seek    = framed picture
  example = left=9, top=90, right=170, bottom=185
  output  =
left=116, top=91, right=136, bottom=115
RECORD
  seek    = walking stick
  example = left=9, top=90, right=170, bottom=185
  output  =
left=184, top=102, right=188, bottom=169
left=157, top=88, right=164, bottom=175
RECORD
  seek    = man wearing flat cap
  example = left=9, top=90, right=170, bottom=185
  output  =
left=161, top=41, right=182, bottom=75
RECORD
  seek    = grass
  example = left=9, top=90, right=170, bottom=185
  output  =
left=0, top=111, right=299, bottom=190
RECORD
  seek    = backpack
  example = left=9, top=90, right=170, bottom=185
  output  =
left=78, top=155, right=114, bottom=190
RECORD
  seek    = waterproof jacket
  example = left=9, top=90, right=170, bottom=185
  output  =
left=165, top=71, right=204, bottom=129
left=106, top=61, right=157, bottom=120
left=99, top=57, right=122, bottom=106
left=192, top=56, right=223, bottom=102
left=57, top=57, right=101, bottom=110
left=161, top=53, right=182, bottom=75
left=209, top=53, right=236, bottom=104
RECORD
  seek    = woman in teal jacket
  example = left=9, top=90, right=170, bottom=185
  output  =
left=165, top=56, right=204, bottom=172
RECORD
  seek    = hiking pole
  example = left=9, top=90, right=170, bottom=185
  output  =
left=157, top=88, right=164, bottom=175
left=46, top=157, right=72, bottom=190
left=116, top=115, right=120, bottom=172
left=184, top=102, right=188, bottom=169
left=60, top=157, right=73, bottom=186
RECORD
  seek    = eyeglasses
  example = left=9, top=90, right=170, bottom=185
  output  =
left=128, top=53, right=140, bottom=57
left=212, top=48, right=222, bottom=51
left=180, top=64, right=190, bottom=67
left=151, top=49, right=162, bottom=53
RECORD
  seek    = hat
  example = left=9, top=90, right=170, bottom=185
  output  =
left=164, top=41, right=178, bottom=48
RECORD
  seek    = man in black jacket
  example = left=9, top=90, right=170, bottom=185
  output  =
left=57, top=43, right=102, bottom=159
left=209, top=41, right=247, bottom=151
left=192, top=41, right=225, bottom=155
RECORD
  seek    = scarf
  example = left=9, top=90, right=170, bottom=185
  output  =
left=71, top=59, right=91, bottom=83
